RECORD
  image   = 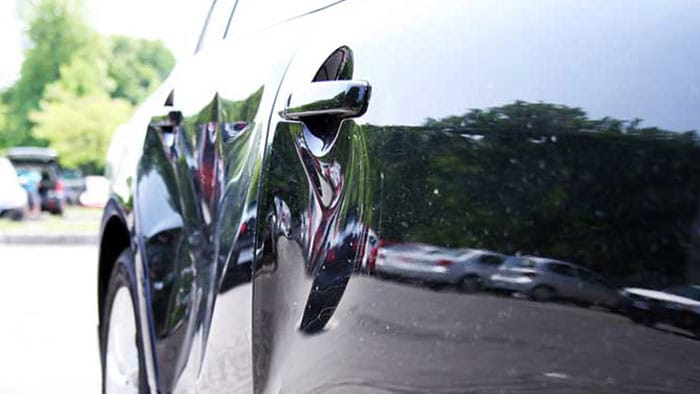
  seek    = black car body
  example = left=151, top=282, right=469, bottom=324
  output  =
left=98, top=1, right=700, bottom=392
left=8, top=147, right=65, bottom=215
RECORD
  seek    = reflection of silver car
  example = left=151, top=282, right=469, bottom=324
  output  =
left=489, top=256, right=623, bottom=308
left=375, top=244, right=506, bottom=290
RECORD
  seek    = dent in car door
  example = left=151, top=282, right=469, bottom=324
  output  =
left=134, top=31, right=294, bottom=392
left=255, top=0, right=700, bottom=392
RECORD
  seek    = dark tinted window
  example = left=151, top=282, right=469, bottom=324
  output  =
left=665, top=286, right=700, bottom=301
left=479, top=255, right=505, bottom=265
left=576, top=268, right=608, bottom=285
left=546, top=263, right=575, bottom=277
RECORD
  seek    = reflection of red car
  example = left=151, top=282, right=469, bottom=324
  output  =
left=197, top=122, right=218, bottom=203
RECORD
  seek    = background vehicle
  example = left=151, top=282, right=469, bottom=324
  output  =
left=60, top=168, right=86, bottom=205
left=78, top=175, right=109, bottom=208
left=375, top=244, right=506, bottom=291
left=98, top=1, right=700, bottom=392
left=8, top=147, right=65, bottom=215
left=490, top=256, right=624, bottom=308
left=0, top=157, right=28, bottom=221
left=624, top=285, right=700, bottom=337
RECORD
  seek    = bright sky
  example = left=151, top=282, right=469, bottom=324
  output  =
left=0, top=0, right=211, bottom=88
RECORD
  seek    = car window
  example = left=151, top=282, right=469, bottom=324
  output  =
left=480, top=255, right=505, bottom=265
left=225, top=0, right=341, bottom=39
left=504, top=257, right=536, bottom=268
left=196, top=0, right=239, bottom=53
left=546, top=263, right=575, bottom=277
left=576, top=268, right=593, bottom=280
left=665, top=286, right=700, bottom=301
left=576, top=268, right=607, bottom=285
left=61, top=168, right=83, bottom=180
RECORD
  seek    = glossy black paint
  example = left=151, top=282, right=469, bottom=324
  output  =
left=99, top=1, right=700, bottom=392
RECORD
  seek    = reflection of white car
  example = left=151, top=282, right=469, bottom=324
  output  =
left=0, top=157, right=28, bottom=220
left=375, top=243, right=507, bottom=290
left=79, top=175, right=109, bottom=208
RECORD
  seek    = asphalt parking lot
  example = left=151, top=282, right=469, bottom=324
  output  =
left=3, top=243, right=700, bottom=393
left=0, top=244, right=100, bottom=394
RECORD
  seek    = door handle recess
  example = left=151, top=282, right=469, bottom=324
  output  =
left=283, top=80, right=371, bottom=121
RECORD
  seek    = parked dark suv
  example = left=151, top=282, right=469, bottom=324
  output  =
left=8, top=147, right=65, bottom=215
left=97, top=1, right=700, bottom=393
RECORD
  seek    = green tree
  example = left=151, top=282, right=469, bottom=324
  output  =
left=30, top=93, right=132, bottom=173
left=368, top=102, right=700, bottom=286
left=30, top=44, right=131, bottom=173
left=107, top=35, right=175, bottom=104
left=1, top=0, right=99, bottom=147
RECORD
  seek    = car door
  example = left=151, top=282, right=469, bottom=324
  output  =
left=543, top=262, right=581, bottom=300
left=255, top=1, right=700, bottom=392
left=576, top=268, right=620, bottom=307
left=132, top=1, right=307, bottom=391
left=474, top=253, right=507, bottom=278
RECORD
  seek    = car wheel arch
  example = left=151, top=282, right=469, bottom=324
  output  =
left=98, top=200, right=132, bottom=329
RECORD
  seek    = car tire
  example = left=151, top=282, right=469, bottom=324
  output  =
left=51, top=204, right=64, bottom=216
left=460, top=275, right=481, bottom=293
left=530, top=285, right=556, bottom=302
left=629, top=311, right=656, bottom=327
left=100, top=250, right=148, bottom=394
left=9, top=208, right=24, bottom=221
left=691, top=326, right=700, bottom=339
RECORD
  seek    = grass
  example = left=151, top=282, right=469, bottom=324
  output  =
left=0, top=206, right=102, bottom=235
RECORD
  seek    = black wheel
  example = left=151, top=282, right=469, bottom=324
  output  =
left=100, top=250, right=148, bottom=393
left=9, top=208, right=24, bottom=221
left=51, top=203, right=64, bottom=216
left=530, top=285, right=556, bottom=302
left=629, top=311, right=656, bottom=327
left=691, top=326, right=700, bottom=339
left=460, top=275, right=481, bottom=293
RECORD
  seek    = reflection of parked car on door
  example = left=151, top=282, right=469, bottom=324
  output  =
left=490, top=256, right=623, bottom=308
left=375, top=243, right=506, bottom=290
left=375, top=243, right=459, bottom=283
left=623, top=285, right=700, bottom=337
left=8, top=147, right=65, bottom=215
left=458, top=250, right=508, bottom=292
left=0, top=157, right=28, bottom=221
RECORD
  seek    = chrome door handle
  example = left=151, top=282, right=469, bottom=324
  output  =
left=282, top=80, right=371, bottom=120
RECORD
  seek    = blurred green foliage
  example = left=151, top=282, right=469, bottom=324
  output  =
left=0, top=0, right=175, bottom=173
left=108, top=35, right=175, bottom=105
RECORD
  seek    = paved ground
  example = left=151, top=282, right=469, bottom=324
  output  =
left=2, top=243, right=699, bottom=393
left=0, top=244, right=100, bottom=393
left=270, top=275, right=700, bottom=393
